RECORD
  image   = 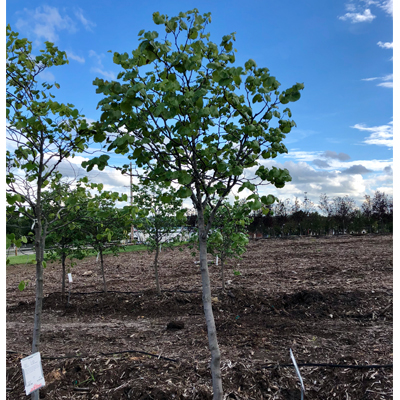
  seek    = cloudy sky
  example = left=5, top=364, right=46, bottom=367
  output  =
left=6, top=0, right=394, bottom=208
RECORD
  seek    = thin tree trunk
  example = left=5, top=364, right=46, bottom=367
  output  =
left=100, top=250, right=107, bottom=293
left=221, top=257, right=225, bottom=292
left=61, top=252, right=66, bottom=300
left=198, top=207, right=223, bottom=400
left=154, top=244, right=161, bottom=295
left=31, top=219, right=46, bottom=400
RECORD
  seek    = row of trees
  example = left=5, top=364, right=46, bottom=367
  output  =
left=7, top=9, right=390, bottom=399
left=247, top=191, right=393, bottom=237
left=8, top=186, right=392, bottom=301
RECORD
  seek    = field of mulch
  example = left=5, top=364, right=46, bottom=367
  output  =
left=6, top=234, right=393, bottom=399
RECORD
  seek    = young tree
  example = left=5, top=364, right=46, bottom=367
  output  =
left=361, top=194, right=374, bottom=233
left=332, top=196, right=356, bottom=234
left=132, top=180, right=187, bottom=294
left=371, top=190, right=391, bottom=232
left=318, top=193, right=334, bottom=234
left=84, top=10, right=303, bottom=398
left=204, top=199, right=252, bottom=290
left=81, top=191, right=129, bottom=293
left=44, top=185, right=89, bottom=301
left=273, top=198, right=291, bottom=236
left=291, top=197, right=305, bottom=235
left=6, top=25, right=92, bottom=384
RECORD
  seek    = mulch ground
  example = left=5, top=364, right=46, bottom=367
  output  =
left=6, top=234, right=393, bottom=399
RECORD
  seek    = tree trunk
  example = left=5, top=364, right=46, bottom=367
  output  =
left=197, top=207, right=223, bottom=400
left=221, top=257, right=225, bottom=292
left=100, top=250, right=107, bottom=293
left=154, top=244, right=161, bottom=295
left=31, top=219, right=46, bottom=400
left=61, top=252, right=66, bottom=300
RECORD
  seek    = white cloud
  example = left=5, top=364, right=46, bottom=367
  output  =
left=74, top=8, right=96, bottom=31
left=340, top=1, right=392, bottom=24
left=37, top=70, right=56, bottom=82
left=283, top=149, right=392, bottom=172
left=89, top=50, right=104, bottom=68
left=352, top=122, right=393, bottom=147
left=282, top=150, right=321, bottom=162
left=339, top=8, right=376, bottom=23
left=16, top=6, right=77, bottom=43
left=377, top=81, right=393, bottom=88
left=255, top=161, right=371, bottom=204
left=14, top=6, right=95, bottom=45
left=378, top=0, right=393, bottom=15
left=67, top=51, right=85, bottom=63
left=377, top=41, right=393, bottom=49
left=90, top=67, right=116, bottom=80
left=89, top=50, right=116, bottom=80
left=362, top=73, right=393, bottom=88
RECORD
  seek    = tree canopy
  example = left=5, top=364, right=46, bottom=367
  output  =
left=82, top=10, right=304, bottom=399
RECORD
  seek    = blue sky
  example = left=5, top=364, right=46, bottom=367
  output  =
left=6, top=0, right=394, bottom=207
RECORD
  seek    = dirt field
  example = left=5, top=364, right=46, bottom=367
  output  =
left=6, top=234, right=393, bottom=399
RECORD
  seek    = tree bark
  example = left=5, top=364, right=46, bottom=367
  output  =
left=61, top=252, right=66, bottom=300
left=154, top=244, right=161, bottom=295
left=100, top=250, right=107, bottom=293
left=221, top=258, right=225, bottom=292
left=31, top=217, right=46, bottom=400
left=197, top=207, right=223, bottom=400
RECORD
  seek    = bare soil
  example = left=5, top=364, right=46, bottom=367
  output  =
left=6, top=234, right=393, bottom=399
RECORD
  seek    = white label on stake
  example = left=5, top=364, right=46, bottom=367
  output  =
left=21, top=352, right=45, bottom=395
left=216, top=256, right=218, bottom=266
left=68, top=273, right=73, bottom=283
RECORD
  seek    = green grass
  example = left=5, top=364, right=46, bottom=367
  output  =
left=6, top=242, right=188, bottom=265
left=7, top=253, right=36, bottom=265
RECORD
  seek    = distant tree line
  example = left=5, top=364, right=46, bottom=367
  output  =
left=7, top=189, right=393, bottom=245
left=246, top=190, right=393, bottom=237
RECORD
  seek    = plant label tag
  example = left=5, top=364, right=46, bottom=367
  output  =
left=68, top=273, right=73, bottom=283
left=216, top=256, right=218, bottom=266
left=21, top=352, right=45, bottom=395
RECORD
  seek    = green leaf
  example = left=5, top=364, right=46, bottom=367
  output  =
left=231, top=165, right=243, bottom=176
left=94, top=132, right=106, bottom=142
left=261, top=195, right=275, bottom=205
left=178, top=172, right=192, bottom=185
left=249, top=199, right=263, bottom=210
left=189, top=28, right=198, bottom=39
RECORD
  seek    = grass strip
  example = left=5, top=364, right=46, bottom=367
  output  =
left=6, top=242, right=188, bottom=265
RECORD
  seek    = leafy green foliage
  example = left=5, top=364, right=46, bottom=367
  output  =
left=87, top=9, right=303, bottom=213
left=6, top=26, right=93, bottom=213
left=84, top=10, right=303, bottom=395
left=81, top=192, right=130, bottom=255
left=79, top=190, right=130, bottom=292
left=206, top=200, right=251, bottom=262
left=132, top=180, right=187, bottom=250
left=132, top=180, right=187, bottom=293
left=190, top=199, right=252, bottom=286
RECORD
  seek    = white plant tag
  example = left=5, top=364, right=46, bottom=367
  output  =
left=216, top=255, right=219, bottom=266
left=68, top=273, right=73, bottom=283
left=21, top=352, right=45, bottom=395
